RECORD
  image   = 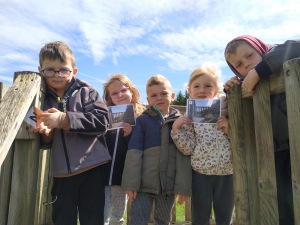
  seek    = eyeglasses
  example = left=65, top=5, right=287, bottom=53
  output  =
left=42, top=68, right=72, bottom=78
left=109, top=87, right=130, bottom=98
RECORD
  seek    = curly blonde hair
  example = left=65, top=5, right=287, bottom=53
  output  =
left=103, top=74, right=145, bottom=116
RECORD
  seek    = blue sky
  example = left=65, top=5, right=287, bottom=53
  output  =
left=1, top=0, right=299, bottom=103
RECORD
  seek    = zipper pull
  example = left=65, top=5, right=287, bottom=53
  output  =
left=57, top=96, right=61, bottom=102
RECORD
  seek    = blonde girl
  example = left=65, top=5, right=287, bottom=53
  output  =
left=171, top=65, right=234, bottom=225
left=102, top=74, right=145, bottom=225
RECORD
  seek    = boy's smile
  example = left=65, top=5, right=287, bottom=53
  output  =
left=38, top=59, right=77, bottom=96
left=147, top=84, right=175, bottom=116
left=227, top=43, right=262, bottom=77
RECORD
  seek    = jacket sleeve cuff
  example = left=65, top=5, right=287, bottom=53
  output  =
left=254, top=60, right=273, bottom=79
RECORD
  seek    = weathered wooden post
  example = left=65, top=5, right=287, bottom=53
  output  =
left=284, top=58, right=300, bottom=225
left=0, top=82, right=13, bottom=225
left=228, top=84, right=251, bottom=225
left=0, top=71, right=45, bottom=225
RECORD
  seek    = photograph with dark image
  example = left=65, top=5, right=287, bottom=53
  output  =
left=108, top=104, right=136, bottom=129
left=186, top=99, right=221, bottom=124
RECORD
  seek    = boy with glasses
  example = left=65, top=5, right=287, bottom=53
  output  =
left=32, top=41, right=111, bottom=225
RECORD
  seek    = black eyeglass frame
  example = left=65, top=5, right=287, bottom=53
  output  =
left=41, top=68, right=72, bottom=78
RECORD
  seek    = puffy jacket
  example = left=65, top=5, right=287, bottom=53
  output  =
left=43, top=77, right=111, bottom=176
left=121, top=106, right=192, bottom=196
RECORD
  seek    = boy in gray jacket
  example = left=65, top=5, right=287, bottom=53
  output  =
left=33, top=41, right=111, bottom=225
left=122, top=75, right=192, bottom=225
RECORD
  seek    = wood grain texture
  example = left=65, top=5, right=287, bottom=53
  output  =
left=252, top=78, right=279, bottom=225
left=242, top=99, right=260, bottom=225
left=228, top=84, right=250, bottom=225
left=7, top=140, right=39, bottom=225
left=0, top=82, right=13, bottom=225
left=283, top=58, right=300, bottom=225
left=0, top=72, right=41, bottom=166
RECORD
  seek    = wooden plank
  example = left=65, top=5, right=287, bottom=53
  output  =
left=242, top=99, right=260, bottom=225
left=0, top=82, right=13, bottom=225
left=283, top=58, right=300, bottom=224
left=185, top=197, right=192, bottom=221
left=228, top=84, right=250, bottom=225
left=0, top=145, right=14, bottom=225
left=252, top=78, right=279, bottom=225
left=7, top=140, right=40, bottom=225
left=0, top=72, right=41, bottom=166
left=242, top=72, right=285, bottom=99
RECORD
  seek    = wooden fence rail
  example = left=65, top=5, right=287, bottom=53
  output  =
left=228, top=58, right=300, bottom=225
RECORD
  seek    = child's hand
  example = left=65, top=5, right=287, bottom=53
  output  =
left=124, top=190, right=137, bottom=202
left=39, top=108, right=62, bottom=129
left=172, top=115, right=192, bottom=133
left=30, top=122, right=52, bottom=136
left=217, top=116, right=229, bottom=135
left=175, top=194, right=189, bottom=204
left=242, top=69, right=260, bottom=94
left=122, top=122, right=132, bottom=137
left=223, top=76, right=241, bottom=91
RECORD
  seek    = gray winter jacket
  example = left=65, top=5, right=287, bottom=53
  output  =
left=43, top=77, right=111, bottom=176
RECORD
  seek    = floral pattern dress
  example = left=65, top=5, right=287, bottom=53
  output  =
left=171, top=123, right=232, bottom=175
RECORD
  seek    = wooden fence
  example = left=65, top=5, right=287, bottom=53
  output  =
left=228, top=58, right=300, bottom=225
left=1, top=58, right=299, bottom=225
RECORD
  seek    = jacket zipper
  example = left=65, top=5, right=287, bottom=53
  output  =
left=58, top=96, right=71, bottom=173
left=60, top=129, right=71, bottom=173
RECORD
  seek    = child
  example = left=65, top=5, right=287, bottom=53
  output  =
left=102, top=74, right=145, bottom=225
left=224, top=35, right=300, bottom=225
left=32, top=41, right=111, bottom=225
left=171, top=65, right=234, bottom=225
left=121, top=75, right=192, bottom=225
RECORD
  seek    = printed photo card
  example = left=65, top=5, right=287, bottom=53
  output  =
left=24, top=106, right=43, bottom=128
left=108, top=104, right=136, bottom=129
left=186, top=99, right=221, bottom=124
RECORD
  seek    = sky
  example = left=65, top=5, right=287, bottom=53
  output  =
left=1, top=0, right=300, bottom=104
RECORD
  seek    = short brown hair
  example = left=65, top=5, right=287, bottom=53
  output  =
left=224, top=40, right=248, bottom=60
left=146, top=74, right=172, bottom=89
left=39, top=41, right=76, bottom=67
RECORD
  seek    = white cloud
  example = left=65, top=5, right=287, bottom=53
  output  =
left=0, top=0, right=299, bottom=82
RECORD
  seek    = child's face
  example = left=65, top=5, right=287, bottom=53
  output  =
left=227, top=42, right=262, bottom=77
left=108, top=80, right=132, bottom=105
left=38, top=59, right=77, bottom=96
left=147, top=84, right=175, bottom=116
left=188, top=74, right=218, bottom=99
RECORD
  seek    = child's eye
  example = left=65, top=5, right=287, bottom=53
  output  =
left=151, top=94, right=157, bottom=98
left=248, top=53, right=253, bottom=58
left=236, top=63, right=241, bottom=68
left=205, top=85, right=212, bottom=88
left=194, top=85, right=199, bottom=88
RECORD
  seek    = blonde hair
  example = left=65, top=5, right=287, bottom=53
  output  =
left=146, top=74, right=172, bottom=89
left=188, top=64, right=221, bottom=92
left=39, top=41, right=75, bottom=67
left=224, top=40, right=248, bottom=60
left=103, top=74, right=145, bottom=116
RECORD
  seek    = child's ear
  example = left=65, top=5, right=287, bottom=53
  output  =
left=72, top=67, right=78, bottom=76
left=171, top=92, right=175, bottom=100
left=38, top=66, right=42, bottom=74
left=146, top=96, right=151, bottom=105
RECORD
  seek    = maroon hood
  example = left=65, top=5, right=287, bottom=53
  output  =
left=225, top=35, right=269, bottom=79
